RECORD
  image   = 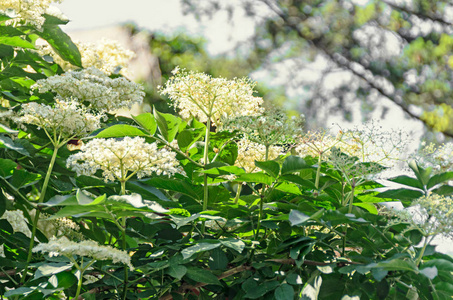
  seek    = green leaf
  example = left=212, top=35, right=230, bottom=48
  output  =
left=132, top=113, right=157, bottom=135
left=34, top=262, right=73, bottom=280
left=154, top=108, right=182, bottom=142
left=282, top=155, right=308, bottom=175
left=376, top=188, right=423, bottom=202
left=200, top=165, right=245, bottom=176
left=54, top=271, right=77, bottom=289
left=42, top=195, right=77, bottom=206
left=76, top=190, right=106, bottom=206
left=408, top=160, right=432, bottom=187
left=10, top=169, right=41, bottom=189
left=255, top=160, right=280, bottom=178
left=389, top=175, right=424, bottom=190
left=235, top=173, right=274, bottom=185
left=0, top=135, right=31, bottom=156
left=220, top=238, right=245, bottom=253
left=0, top=158, right=16, bottom=177
left=185, top=267, right=221, bottom=285
left=177, top=128, right=204, bottom=151
left=427, top=171, right=453, bottom=190
left=143, top=178, right=203, bottom=200
left=245, top=281, right=280, bottom=299
left=208, top=248, right=228, bottom=270
left=36, top=24, right=82, bottom=67
left=0, top=123, right=18, bottom=134
left=94, top=124, right=148, bottom=138
left=289, top=209, right=310, bottom=226
left=0, top=192, right=6, bottom=218
left=167, top=263, right=187, bottom=280
left=280, top=174, right=316, bottom=189
left=49, top=205, right=108, bottom=219
left=181, top=242, right=221, bottom=260
left=301, top=276, right=322, bottom=300
left=422, top=259, right=453, bottom=282
left=353, top=202, right=378, bottom=214
left=375, top=259, right=418, bottom=272
left=0, top=36, right=35, bottom=49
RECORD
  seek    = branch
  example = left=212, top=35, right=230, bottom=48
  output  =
left=260, top=0, right=453, bottom=139
left=381, top=0, right=452, bottom=27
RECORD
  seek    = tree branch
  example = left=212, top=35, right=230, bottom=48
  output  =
left=260, top=0, right=453, bottom=139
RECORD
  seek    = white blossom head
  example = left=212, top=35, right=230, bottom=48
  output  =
left=38, top=39, right=135, bottom=76
left=388, top=194, right=453, bottom=239
left=0, top=210, right=31, bottom=238
left=32, top=67, right=144, bottom=112
left=295, top=130, right=343, bottom=159
left=19, top=98, right=102, bottom=141
left=235, top=137, right=284, bottom=173
left=159, top=67, right=263, bottom=126
left=0, top=0, right=64, bottom=28
left=222, top=104, right=304, bottom=146
left=66, top=137, right=180, bottom=183
left=413, top=141, right=453, bottom=174
left=32, top=236, right=134, bottom=270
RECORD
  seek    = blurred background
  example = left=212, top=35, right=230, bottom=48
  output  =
left=56, top=0, right=453, bottom=145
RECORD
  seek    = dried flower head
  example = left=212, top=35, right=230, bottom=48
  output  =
left=38, top=39, right=135, bottom=76
left=32, top=67, right=144, bottom=112
left=0, top=0, right=64, bottom=28
left=19, top=98, right=102, bottom=141
left=32, top=236, right=134, bottom=270
left=67, top=137, right=180, bottom=183
left=160, top=67, right=263, bottom=126
left=222, top=104, right=304, bottom=147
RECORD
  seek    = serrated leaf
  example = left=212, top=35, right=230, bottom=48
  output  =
left=375, top=259, right=418, bottom=272
left=0, top=158, right=16, bottom=177
left=76, top=190, right=106, bottom=206
left=255, top=160, right=280, bottom=178
left=36, top=24, right=82, bottom=67
left=0, top=135, right=30, bottom=156
left=408, top=160, right=432, bottom=187
left=154, top=108, right=182, bottom=142
left=289, top=209, right=310, bottom=226
left=220, top=238, right=245, bottom=253
left=181, top=242, right=220, bottom=260
left=427, top=171, right=453, bottom=190
left=132, top=113, right=157, bottom=135
left=389, top=175, right=424, bottom=190
left=282, top=155, right=308, bottom=175
left=94, top=124, right=148, bottom=138
left=177, top=128, right=204, bottom=151
left=167, top=263, right=187, bottom=280
left=0, top=36, right=35, bottom=49
left=34, top=262, right=73, bottom=280
left=209, top=248, right=228, bottom=270
left=376, top=188, right=423, bottom=201
left=185, top=267, right=221, bottom=285
left=246, top=281, right=280, bottom=299
left=235, top=173, right=274, bottom=185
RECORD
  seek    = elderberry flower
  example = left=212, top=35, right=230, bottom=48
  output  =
left=235, top=137, right=284, bottom=173
left=160, top=67, right=263, bottom=126
left=295, top=130, right=343, bottom=159
left=413, top=141, right=453, bottom=174
left=66, top=137, right=180, bottom=183
left=32, top=236, right=134, bottom=270
left=32, top=67, right=144, bottom=112
left=0, top=0, right=63, bottom=28
left=38, top=39, right=135, bottom=76
left=222, top=104, right=304, bottom=147
left=19, top=98, right=102, bottom=140
left=388, top=194, right=453, bottom=239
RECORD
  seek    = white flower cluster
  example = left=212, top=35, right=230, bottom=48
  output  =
left=32, top=67, right=144, bottom=112
left=38, top=39, right=135, bottom=76
left=389, top=194, right=453, bottom=239
left=295, top=130, right=343, bottom=159
left=66, top=137, right=180, bottom=182
left=37, top=215, right=81, bottom=240
left=0, top=209, right=31, bottom=237
left=0, top=0, right=63, bottom=28
left=414, top=142, right=453, bottom=174
left=235, top=137, right=283, bottom=173
left=160, top=67, right=263, bottom=125
left=222, top=105, right=304, bottom=146
left=32, top=236, right=134, bottom=270
left=338, top=121, right=408, bottom=167
left=19, top=98, right=102, bottom=139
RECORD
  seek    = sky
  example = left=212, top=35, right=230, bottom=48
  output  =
left=55, top=0, right=255, bottom=55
